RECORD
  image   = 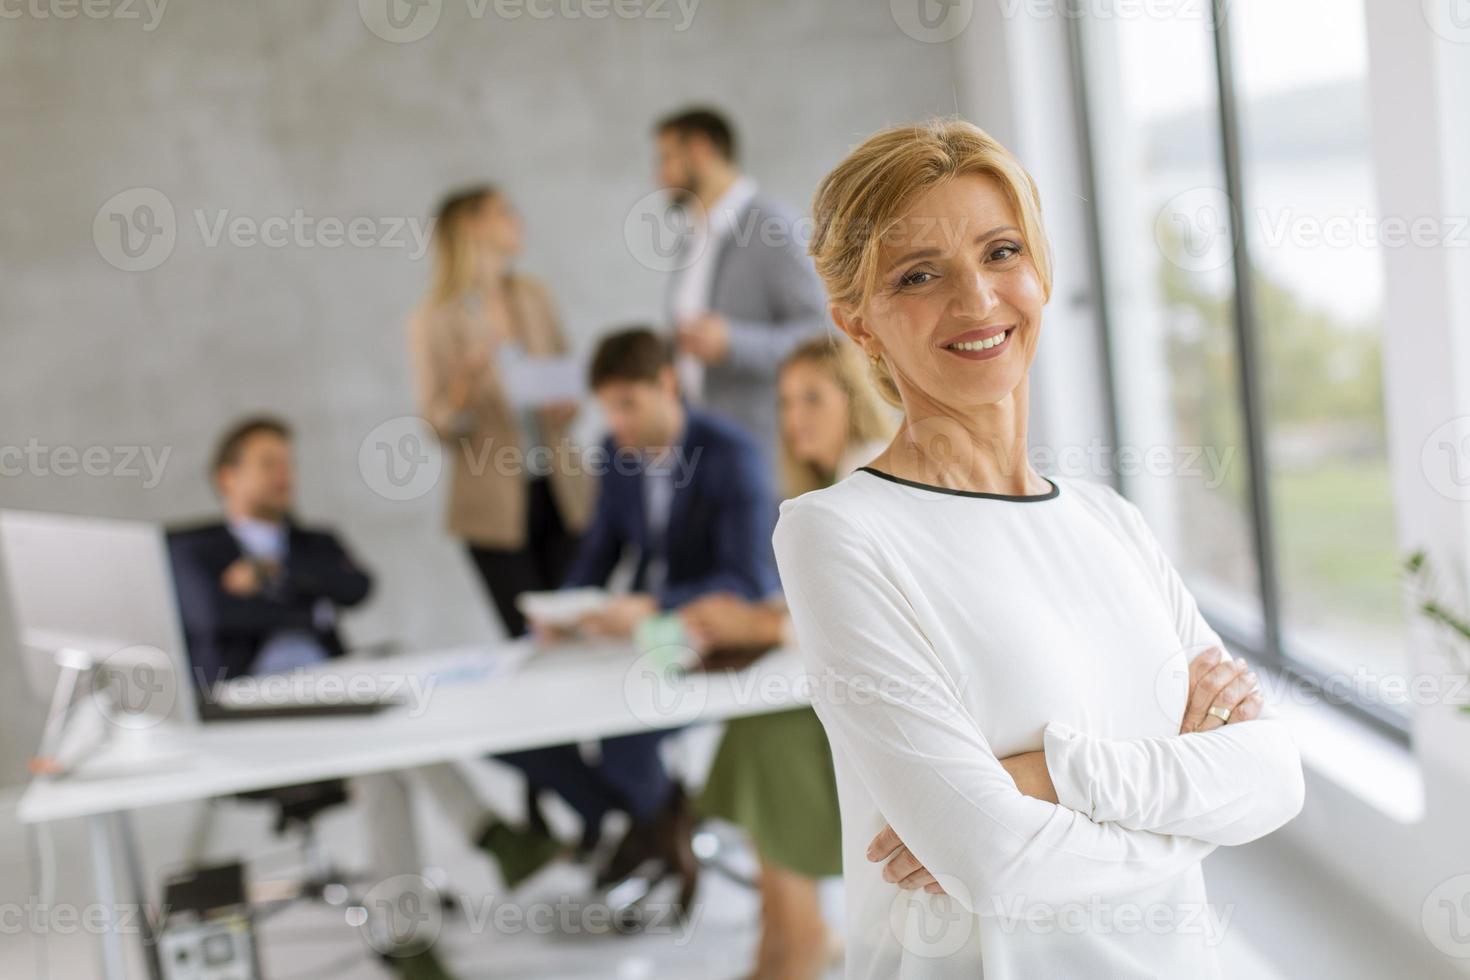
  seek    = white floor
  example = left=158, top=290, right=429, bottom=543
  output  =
left=0, top=762, right=1456, bottom=980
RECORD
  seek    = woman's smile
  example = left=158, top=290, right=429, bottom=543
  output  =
left=939, top=324, right=1015, bottom=361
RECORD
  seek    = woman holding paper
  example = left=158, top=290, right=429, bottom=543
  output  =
left=408, top=185, right=594, bottom=637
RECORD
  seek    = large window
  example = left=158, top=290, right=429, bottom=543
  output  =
left=1075, top=0, right=1405, bottom=727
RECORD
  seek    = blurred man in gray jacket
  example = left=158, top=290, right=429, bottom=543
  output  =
left=654, top=107, right=830, bottom=466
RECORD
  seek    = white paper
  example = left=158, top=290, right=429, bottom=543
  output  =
left=497, top=345, right=585, bottom=408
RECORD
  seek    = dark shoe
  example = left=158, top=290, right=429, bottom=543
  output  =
left=381, top=946, right=458, bottom=980
left=595, top=787, right=700, bottom=921
left=654, top=785, right=700, bottom=921
left=477, top=818, right=564, bottom=890
left=596, top=819, right=661, bottom=889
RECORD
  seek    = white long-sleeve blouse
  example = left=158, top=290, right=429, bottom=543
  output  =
left=772, top=467, right=1305, bottom=980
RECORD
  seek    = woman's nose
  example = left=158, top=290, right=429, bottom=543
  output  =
left=949, top=268, right=1000, bottom=320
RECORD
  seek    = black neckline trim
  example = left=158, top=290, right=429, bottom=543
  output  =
left=857, top=466, right=1060, bottom=502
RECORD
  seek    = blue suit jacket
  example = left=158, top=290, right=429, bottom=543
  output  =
left=565, top=409, right=780, bottom=609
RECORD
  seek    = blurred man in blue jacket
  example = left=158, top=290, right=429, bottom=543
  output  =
left=512, top=327, right=779, bottom=913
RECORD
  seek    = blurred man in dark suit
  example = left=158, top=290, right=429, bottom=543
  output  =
left=512, top=327, right=780, bottom=916
left=169, top=417, right=371, bottom=686
left=168, top=418, right=553, bottom=980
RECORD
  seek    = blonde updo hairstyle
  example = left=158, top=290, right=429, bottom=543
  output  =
left=808, top=119, right=1054, bottom=407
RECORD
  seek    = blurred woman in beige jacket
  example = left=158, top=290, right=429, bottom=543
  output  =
left=408, top=186, right=594, bottom=636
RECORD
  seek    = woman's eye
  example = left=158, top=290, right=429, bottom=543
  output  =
left=897, top=269, right=934, bottom=289
left=989, top=242, right=1022, bottom=262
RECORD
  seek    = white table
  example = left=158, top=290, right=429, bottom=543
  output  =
left=19, top=639, right=812, bottom=980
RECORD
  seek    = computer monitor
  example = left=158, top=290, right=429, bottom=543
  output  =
left=0, top=509, right=199, bottom=726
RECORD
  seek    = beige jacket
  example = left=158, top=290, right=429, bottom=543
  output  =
left=407, top=274, right=594, bottom=549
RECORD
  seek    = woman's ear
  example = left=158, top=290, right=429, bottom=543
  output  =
left=831, top=304, right=875, bottom=355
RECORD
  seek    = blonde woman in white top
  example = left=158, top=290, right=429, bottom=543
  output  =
left=772, top=120, right=1304, bottom=979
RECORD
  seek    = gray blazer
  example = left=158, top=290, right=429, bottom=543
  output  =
left=667, top=192, right=831, bottom=466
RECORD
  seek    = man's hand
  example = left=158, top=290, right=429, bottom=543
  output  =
left=577, top=593, right=658, bottom=639
left=679, top=593, right=783, bottom=652
left=1180, top=646, right=1262, bottom=733
left=676, top=313, right=730, bottom=364
left=221, top=558, right=263, bottom=597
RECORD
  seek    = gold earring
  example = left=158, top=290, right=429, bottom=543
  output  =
left=867, top=349, right=882, bottom=366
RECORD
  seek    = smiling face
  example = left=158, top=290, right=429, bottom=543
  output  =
left=833, top=174, right=1046, bottom=416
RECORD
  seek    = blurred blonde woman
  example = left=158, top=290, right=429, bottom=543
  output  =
left=681, top=336, right=891, bottom=980
left=408, top=185, right=593, bottom=637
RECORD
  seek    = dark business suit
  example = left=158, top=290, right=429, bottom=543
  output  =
left=168, top=521, right=373, bottom=687
left=503, top=408, right=780, bottom=832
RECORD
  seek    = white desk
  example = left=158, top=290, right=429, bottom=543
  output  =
left=19, top=639, right=812, bottom=979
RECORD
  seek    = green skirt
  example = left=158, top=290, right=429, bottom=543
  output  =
left=698, top=707, right=843, bottom=878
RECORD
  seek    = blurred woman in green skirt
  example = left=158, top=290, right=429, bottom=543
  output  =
left=681, top=336, right=892, bottom=980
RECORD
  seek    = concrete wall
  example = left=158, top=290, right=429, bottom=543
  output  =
left=0, top=0, right=964, bottom=782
